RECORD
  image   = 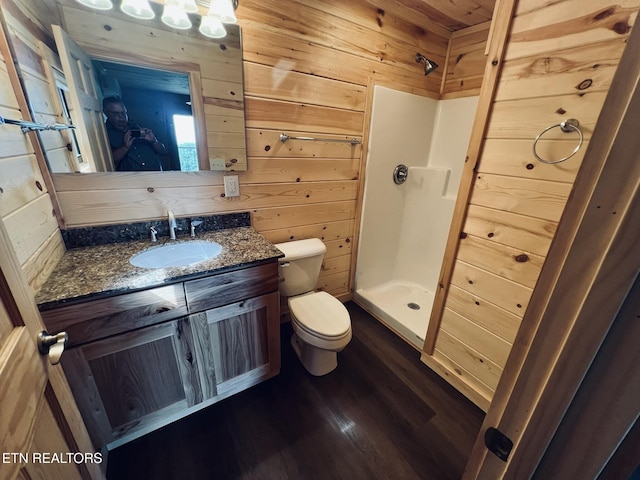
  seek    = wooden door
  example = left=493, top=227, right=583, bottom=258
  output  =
left=0, top=217, right=103, bottom=479
left=51, top=25, right=113, bottom=172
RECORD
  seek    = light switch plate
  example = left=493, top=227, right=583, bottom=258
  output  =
left=223, top=175, right=240, bottom=197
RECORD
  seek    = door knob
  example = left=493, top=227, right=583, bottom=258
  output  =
left=37, top=331, right=68, bottom=365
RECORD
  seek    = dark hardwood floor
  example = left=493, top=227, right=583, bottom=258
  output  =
left=106, top=302, right=484, bottom=480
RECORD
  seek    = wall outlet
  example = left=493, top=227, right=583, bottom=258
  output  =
left=223, top=175, right=240, bottom=197
left=209, top=158, right=226, bottom=170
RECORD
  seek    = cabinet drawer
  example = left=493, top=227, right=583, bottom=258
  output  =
left=40, top=284, right=188, bottom=347
left=185, top=262, right=278, bottom=313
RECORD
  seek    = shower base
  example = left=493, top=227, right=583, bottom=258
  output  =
left=354, top=281, right=435, bottom=350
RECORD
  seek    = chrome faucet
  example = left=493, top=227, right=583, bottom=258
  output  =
left=190, top=220, right=203, bottom=238
left=168, top=210, right=177, bottom=240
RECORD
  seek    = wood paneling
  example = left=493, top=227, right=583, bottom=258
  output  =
left=505, top=0, right=638, bottom=61
left=440, top=308, right=511, bottom=367
left=494, top=38, right=628, bottom=102
left=423, top=0, right=639, bottom=411
left=3, top=194, right=60, bottom=265
left=456, top=234, right=544, bottom=288
left=243, top=62, right=367, bottom=111
left=451, top=260, right=532, bottom=317
left=442, top=22, right=491, bottom=98
left=1, top=0, right=490, bottom=307
left=478, top=138, right=584, bottom=183
left=21, top=230, right=65, bottom=293
left=365, top=0, right=495, bottom=34
left=463, top=204, right=556, bottom=257
left=244, top=97, right=364, bottom=135
left=435, top=329, right=503, bottom=390
left=465, top=19, right=640, bottom=474
left=445, top=284, right=521, bottom=344
left=35, top=0, right=468, bottom=301
left=0, top=5, right=67, bottom=290
left=259, top=219, right=353, bottom=244
left=470, top=173, right=572, bottom=222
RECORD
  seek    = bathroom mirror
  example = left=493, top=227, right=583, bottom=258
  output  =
left=44, top=3, right=247, bottom=173
left=78, top=59, right=197, bottom=172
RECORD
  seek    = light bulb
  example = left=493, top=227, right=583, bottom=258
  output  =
left=199, top=15, right=227, bottom=38
left=166, top=0, right=198, bottom=14
left=161, top=4, right=192, bottom=30
left=120, top=0, right=154, bottom=19
left=207, top=0, right=237, bottom=24
left=74, top=0, right=113, bottom=10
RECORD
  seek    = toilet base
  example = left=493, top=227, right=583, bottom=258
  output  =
left=291, top=333, right=338, bottom=376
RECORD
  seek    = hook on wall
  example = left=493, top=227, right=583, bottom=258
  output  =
left=415, top=53, right=438, bottom=76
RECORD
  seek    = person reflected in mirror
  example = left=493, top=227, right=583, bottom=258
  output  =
left=103, top=96, right=166, bottom=171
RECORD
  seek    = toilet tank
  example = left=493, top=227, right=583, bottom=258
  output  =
left=274, top=238, right=326, bottom=297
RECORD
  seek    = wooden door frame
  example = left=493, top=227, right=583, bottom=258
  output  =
left=463, top=11, right=640, bottom=479
left=1, top=10, right=103, bottom=477
left=423, top=0, right=517, bottom=356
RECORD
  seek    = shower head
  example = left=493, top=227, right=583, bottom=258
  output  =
left=415, top=53, right=438, bottom=76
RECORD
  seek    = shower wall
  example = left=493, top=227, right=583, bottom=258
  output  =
left=355, top=86, right=477, bottom=348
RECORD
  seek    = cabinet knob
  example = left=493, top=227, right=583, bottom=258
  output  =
left=37, top=330, right=68, bottom=365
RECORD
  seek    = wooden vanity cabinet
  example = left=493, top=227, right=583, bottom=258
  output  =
left=40, top=262, right=280, bottom=450
left=61, top=317, right=200, bottom=447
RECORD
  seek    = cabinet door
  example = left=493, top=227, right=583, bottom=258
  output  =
left=191, top=291, right=281, bottom=401
left=62, top=317, right=201, bottom=449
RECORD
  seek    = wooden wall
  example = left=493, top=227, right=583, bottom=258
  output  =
left=0, top=0, right=66, bottom=293
left=441, top=21, right=491, bottom=99
left=422, top=0, right=639, bottom=410
left=39, top=0, right=463, bottom=303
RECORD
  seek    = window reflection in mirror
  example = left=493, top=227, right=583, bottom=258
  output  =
left=51, top=67, right=88, bottom=172
left=94, top=60, right=193, bottom=172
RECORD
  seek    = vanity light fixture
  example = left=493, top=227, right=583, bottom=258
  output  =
left=77, top=0, right=240, bottom=38
left=74, top=0, right=113, bottom=10
left=199, top=15, right=227, bottom=39
left=161, top=4, right=192, bottom=29
left=120, top=0, right=155, bottom=19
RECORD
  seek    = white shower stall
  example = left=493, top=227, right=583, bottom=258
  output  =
left=354, top=86, right=478, bottom=349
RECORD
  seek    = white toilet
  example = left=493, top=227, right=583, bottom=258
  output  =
left=275, top=238, right=352, bottom=376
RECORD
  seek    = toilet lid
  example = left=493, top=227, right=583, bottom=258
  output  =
left=288, top=291, right=350, bottom=338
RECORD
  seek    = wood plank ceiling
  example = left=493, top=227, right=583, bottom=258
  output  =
left=194, top=0, right=498, bottom=34
left=364, top=0, right=496, bottom=32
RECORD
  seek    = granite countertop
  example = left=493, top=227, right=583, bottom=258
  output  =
left=36, top=227, right=284, bottom=310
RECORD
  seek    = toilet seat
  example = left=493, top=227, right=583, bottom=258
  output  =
left=288, top=291, right=351, bottom=340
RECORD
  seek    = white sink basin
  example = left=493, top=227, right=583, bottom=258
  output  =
left=130, top=240, right=222, bottom=269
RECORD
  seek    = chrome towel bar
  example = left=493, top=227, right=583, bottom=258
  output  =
left=0, top=115, right=75, bottom=133
left=279, top=133, right=361, bottom=145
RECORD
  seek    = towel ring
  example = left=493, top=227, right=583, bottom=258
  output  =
left=533, top=118, right=583, bottom=164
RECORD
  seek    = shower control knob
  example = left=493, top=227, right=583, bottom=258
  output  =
left=393, top=164, right=409, bottom=185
